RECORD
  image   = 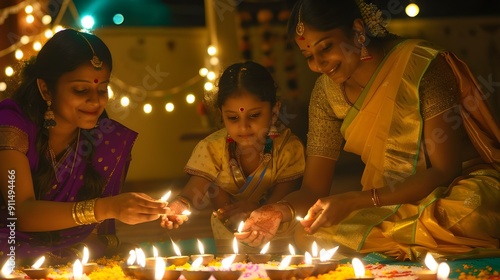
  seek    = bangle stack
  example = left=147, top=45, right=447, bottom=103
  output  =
left=176, top=195, right=191, bottom=211
left=371, top=189, right=381, bottom=207
left=72, top=198, right=101, bottom=225
left=276, top=200, right=296, bottom=221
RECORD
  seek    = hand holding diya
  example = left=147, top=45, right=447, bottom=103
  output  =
left=0, top=260, right=23, bottom=280
left=22, top=256, right=49, bottom=279
left=190, top=239, right=214, bottom=266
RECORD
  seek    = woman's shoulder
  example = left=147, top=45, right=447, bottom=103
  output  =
left=0, top=98, right=34, bottom=130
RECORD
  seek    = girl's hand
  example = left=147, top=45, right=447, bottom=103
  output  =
left=105, top=192, right=166, bottom=225
left=234, top=204, right=282, bottom=247
left=300, top=191, right=359, bottom=234
left=160, top=200, right=189, bottom=230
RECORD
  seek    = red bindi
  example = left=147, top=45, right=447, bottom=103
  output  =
left=239, top=107, right=245, bottom=112
left=94, top=79, right=98, bottom=83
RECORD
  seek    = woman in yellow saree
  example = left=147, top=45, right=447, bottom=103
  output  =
left=235, top=0, right=500, bottom=261
left=161, top=61, right=305, bottom=254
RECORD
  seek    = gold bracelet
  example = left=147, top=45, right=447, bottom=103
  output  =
left=176, top=195, right=191, bottom=211
left=276, top=200, right=295, bottom=221
left=75, top=198, right=100, bottom=225
left=371, top=189, right=381, bottom=207
left=72, top=202, right=84, bottom=225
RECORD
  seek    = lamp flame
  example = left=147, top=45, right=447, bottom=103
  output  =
left=136, top=248, right=146, bottom=267
left=237, top=221, right=244, bottom=233
left=191, top=257, right=203, bottom=270
left=152, top=246, right=158, bottom=258
left=424, top=252, right=438, bottom=272
left=160, top=191, right=171, bottom=202
left=312, top=241, right=318, bottom=257
left=352, top=258, right=365, bottom=278
left=32, top=256, right=45, bottom=269
left=288, top=244, right=296, bottom=255
left=260, top=241, right=270, bottom=254
left=437, top=262, right=450, bottom=280
left=296, top=216, right=304, bottom=221
left=82, top=246, right=90, bottom=264
left=305, top=251, right=312, bottom=265
left=1, top=259, right=14, bottom=276
left=279, top=255, right=292, bottom=270
left=221, top=255, right=236, bottom=270
left=155, top=257, right=165, bottom=280
left=182, top=210, right=191, bottom=215
left=232, top=237, right=239, bottom=254
left=73, top=259, right=83, bottom=279
left=127, top=250, right=136, bottom=266
left=172, top=240, right=182, bottom=256
left=197, top=239, right=205, bottom=255
left=323, top=246, right=339, bottom=261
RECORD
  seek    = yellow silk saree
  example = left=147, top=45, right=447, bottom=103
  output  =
left=299, top=40, right=500, bottom=261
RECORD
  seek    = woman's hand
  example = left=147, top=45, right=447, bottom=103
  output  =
left=100, top=192, right=167, bottom=225
left=234, top=204, right=282, bottom=247
left=160, top=200, right=189, bottom=230
left=213, top=200, right=260, bottom=230
left=300, top=191, right=360, bottom=234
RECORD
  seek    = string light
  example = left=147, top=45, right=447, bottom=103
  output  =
left=405, top=2, right=420, bottom=17
left=143, top=103, right=153, bottom=114
left=165, top=102, right=174, bottom=112
left=120, top=96, right=130, bottom=107
left=186, top=94, right=196, bottom=104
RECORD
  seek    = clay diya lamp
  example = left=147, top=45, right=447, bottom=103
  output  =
left=345, top=258, right=375, bottom=280
left=22, top=256, right=49, bottom=279
left=81, top=247, right=98, bottom=275
left=0, top=260, right=23, bottom=280
left=265, top=255, right=297, bottom=280
left=181, top=257, right=211, bottom=280
left=166, top=240, right=189, bottom=266
left=190, top=239, right=214, bottom=266
left=210, top=254, right=242, bottom=280
left=247, top=241, right=272, bottom=264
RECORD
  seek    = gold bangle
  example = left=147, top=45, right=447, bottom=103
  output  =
left=75, top=198, right=100, bottom=225
left=371, top=189, right=381, bottom=207
left=276, top=200, right=295, bottom=221
left=72, top=202, right=84, bottom=225
left=176, top=195, right=191, bottom=211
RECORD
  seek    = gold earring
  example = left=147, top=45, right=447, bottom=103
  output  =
left=358, top=34, right=373, bottom=61
left=44, top=100, right=56, bottom=128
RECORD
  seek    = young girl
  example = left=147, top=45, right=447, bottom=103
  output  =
left=161, top=61, right=305, bottom=254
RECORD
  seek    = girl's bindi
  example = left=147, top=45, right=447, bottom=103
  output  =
left=94, top=79, right=99, bottom=83
left=239, top=107, right=245, bottom=112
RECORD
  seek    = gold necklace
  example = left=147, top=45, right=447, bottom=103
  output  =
left=48, top=129, right=80, bottom=184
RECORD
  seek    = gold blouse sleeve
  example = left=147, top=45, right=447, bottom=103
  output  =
left=184, top=129, right=226, bottom=182
left=419, top=53, right=460, bottom=120
left=0, top=126, right=29, bottom=154
left=307, top=75, right=344, bottom=160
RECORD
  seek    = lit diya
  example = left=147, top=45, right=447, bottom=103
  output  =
left=190, top=239, right=214, bottom=266
left=265, top=255, right=296, bottom=280
left=247, top=241, right=271, bottom=264
left=295, top=252, right=315, bottom=279
left=210, top=254, right=242, bottom=280
left=311, top=246, right=340, bottom=276
left=281, top=244, right=304, bottom=265
left=120, top=249, right=139, bottom=277
left=81, top=246, right=98, bottom=275
left=345, top=258, right=375, bottom=280
left=22, top=256, right=49, bottom=279
left=223, top=237, right=247, bottom=263
left=181, top=257, right=211, bottom=280
left=0, top=260, right=23, bottom=280
left=146, top=246, right=167, bottom=269
left=414, top=253, right=450, bottom=280
left=166, top=240, right=189, bottom=266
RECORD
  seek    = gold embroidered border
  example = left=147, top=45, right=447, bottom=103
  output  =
left=0, top=125, right=29, bottom=154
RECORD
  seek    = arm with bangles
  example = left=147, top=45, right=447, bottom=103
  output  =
left=0, top=149, right=166, bottom=232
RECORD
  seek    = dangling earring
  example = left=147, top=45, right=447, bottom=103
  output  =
left=44, top=100, right=56, bottom=128
left=267, top=114, right=280, bottom=139
left=226, top=134, right=234, bottom=143
left=358, top=33, right=373, bottom=61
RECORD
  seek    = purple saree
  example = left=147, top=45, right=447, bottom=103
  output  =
left=0, top=98, right=137, bottom=261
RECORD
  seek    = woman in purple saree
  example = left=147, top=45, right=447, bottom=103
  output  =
left=0, top=29, right=166, bottom=266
